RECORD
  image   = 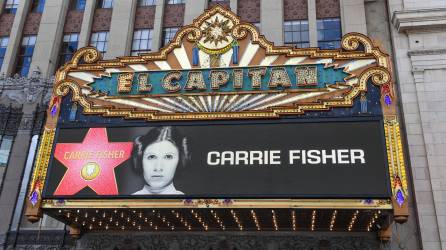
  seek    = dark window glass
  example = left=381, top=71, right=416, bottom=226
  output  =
left=167, top=0, right=184, bottom=4
left=162, top=27, right=179, bottom=47
left=132, top=29, right=153, bottom=56
left=58, top=33, right=79, bottom=68
left=0, top=37, right=9, bottom=70
left=90, top=31, right=109, bottom=55
left=70, top=0, right=86, bottom=11
left=31, top=0, right=45, bottom=13
left=138, top=0, right=156, bottom=6
left=284, top=20, right=310, bottom=48
left=15, top=35, right=36, bottom=77
left=0, top=136, right=14, bottom=168
left=4, top=0, right=19, bottom=14
left=317, top=18, right=341, bottom=49
left=97, top=0, right=113, bottom=8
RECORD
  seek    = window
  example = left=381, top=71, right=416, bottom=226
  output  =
left=167, top=0, right=184, bottom=4
left=138, top=0, right=156, bottom=6
left=31, top=0, right=45, bottom=13
left=4, top=0, right=19, bottom=14
left=90, top=31, right=109, bottom=55
left=58, top=33, right=79, bottom=68
left=15, top=35, right=36, bottom=77
left=70, top=0, right=86, bottom=11
left=317, top=18, right=341, bottom=49
left=132, top=29, right=153, bottom=56
left=284, top=20, right=309, bottom=48
left=97, top=0, right=113, bottom=8
left=0, top=37, right=9, bottom=70
left=0, top=136, right=13, bottom=167
left=162, top=27, right=178, bottom=47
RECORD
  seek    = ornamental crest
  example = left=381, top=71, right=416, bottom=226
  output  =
left=54, top=5, right=394, bottom=121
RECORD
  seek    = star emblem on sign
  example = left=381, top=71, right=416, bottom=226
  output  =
left=53, top=128, right=133, bottom=196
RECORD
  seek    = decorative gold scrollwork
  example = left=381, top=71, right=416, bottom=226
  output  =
left=342, top=33, right=374, bottom=53
left=71, top=47, right=101, bottom=66
left=186, top=27, right=203, bottom=42
left=359, top=66, right=391, bottom=87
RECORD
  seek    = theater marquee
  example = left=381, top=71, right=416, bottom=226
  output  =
left=26, top=6, right=409, bottom=234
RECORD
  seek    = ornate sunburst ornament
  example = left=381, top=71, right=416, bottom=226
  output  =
left=202, top=16, right=232, bottom=46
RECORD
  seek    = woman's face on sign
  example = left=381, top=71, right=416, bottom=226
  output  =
left=142, top=140, right=179, bottom=189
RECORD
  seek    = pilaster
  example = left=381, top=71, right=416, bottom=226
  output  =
left=151, top=0, right=165, bottom=51
left=0, top=0, right=32, bottom=76
left=0, top=0, right=5, bottom=14
left=78, top=0, right=97, bottom=48
left=307, top=0, right=317, bottom=47
left=260, top=0, right=283, bottom=45
left=230, top=0, right=237, bottom=13
left=29, top=0, right=70, bottom=78
left=184, top=0, right=207, bottom=25
left=339, top=0, right=367, bottom=35
left=107, top=0, right=137, bottom=59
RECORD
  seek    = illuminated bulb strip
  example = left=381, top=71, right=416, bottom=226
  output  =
left=230, top=209, right=243, bottom=231
left=366, top=211, right=379, bottom=232
left=311, top=210, right=317, bottom=231
left=250, top=210, right=261, bottom=231
left=291, top=210, right=297, bottom=231
left=155, top=211, right=175, bottom=230
left=210, top=210, right=226, bottom=231
left=191, top=209, right=209, bottom=231
left=348, top=210, right=360, bottom=231
left=329, top=210, right=337, bottom=231
left=271, top=210, right=279, bottom=231
left=172, top=210, right=192, bottom=231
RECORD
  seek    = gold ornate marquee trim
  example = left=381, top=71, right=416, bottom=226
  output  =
left=51, top=5, right=393, bottom=121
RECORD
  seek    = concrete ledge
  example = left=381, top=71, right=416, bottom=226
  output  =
left=392, top=8, right=446, bottom=32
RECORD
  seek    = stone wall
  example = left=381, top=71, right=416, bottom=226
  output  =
left=388, top=0, right=446, bottom=249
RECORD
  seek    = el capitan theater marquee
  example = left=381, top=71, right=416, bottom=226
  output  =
left=25, top=6, right=409, bottom=239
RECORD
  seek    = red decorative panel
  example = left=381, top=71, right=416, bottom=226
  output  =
left=92, top=8, right=112, bottom=32
left=316, top=0, right=340, bottom=18
left=23, top=13, right=42, bottom=35
left=135, top=6, right=156, bottom=29
left=163, top=4, right=184, bottom=27
left=237, top=0, right=260, bottom=23
left=0, top=14, right=15, bottom=36
left=208, top=1, right=230, bottom=9
left=64, top=10, right=84, bottom=33
left=284, top=0, right=308, bottom=20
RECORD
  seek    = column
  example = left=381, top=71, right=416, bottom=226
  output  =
left=339, top=0, right=367, bottom=35
left=0, top=0, right=32, bottom=76
left=0, top=105, right=36, bottom=247
left=260, top=0, right=283, bottom=45
left=78, top=0, right=97, bottom=48
left=307, top=0, right=318, bottom=47
left=151, top=0, right=165, bottom=51
left=106, top=0, right=137, bottom=59
left=29, top=0, right=70, bottom=78
left=184, top=0, right=207, bottom=25
left=230, top=0, right=237, bottom=13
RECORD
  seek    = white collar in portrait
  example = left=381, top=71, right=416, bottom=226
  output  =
left=132, top=183, right=184, bottom=195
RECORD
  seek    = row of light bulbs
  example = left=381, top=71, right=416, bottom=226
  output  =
left=59, top=209, right=381, bottom=232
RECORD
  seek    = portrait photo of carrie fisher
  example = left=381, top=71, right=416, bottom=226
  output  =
left=131, top=126, right=189, bottom=195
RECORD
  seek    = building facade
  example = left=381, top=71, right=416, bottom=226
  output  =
left=0, top=0, right=445, bottom=249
